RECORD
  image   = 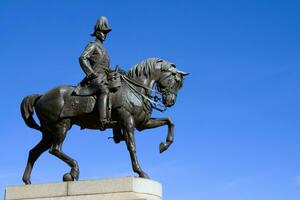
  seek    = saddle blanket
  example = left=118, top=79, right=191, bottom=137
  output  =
left=60, top=94, right=96, bottom=118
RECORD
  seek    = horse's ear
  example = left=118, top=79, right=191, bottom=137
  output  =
left=177, top=70, right=189, bottom=76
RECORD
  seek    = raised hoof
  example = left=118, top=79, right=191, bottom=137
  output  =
left=63, top=173, right=74, bottom=182
left=159, top=142, right=168, bottom=153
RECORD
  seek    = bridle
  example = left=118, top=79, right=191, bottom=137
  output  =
left=121, top=72, right=179, bottom=112
left=157, top=73, right=179, bottom=97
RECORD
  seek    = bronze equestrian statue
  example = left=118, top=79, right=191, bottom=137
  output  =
left=20, top=16, right=189, bottom=184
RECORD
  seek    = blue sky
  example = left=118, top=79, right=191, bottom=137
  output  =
left=0, top=0, right=300, bottom=199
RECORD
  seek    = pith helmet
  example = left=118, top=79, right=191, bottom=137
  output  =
left=91, top=16, right=112, bottom=36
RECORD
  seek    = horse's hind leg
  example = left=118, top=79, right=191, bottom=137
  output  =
left=48, top=119, right=79, bottom=181
left=22, top=132, right=52, bottom=184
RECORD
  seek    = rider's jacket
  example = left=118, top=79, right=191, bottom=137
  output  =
left=79, top=39, right=110, bottom=77
left=74, top=39, right=110, bottom=96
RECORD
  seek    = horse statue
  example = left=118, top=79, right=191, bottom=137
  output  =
left=21, top=58, right=188, bottom=184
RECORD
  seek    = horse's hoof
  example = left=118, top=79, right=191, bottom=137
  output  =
left=63, top=173, right=74, bottom=182
left=70, top=168, right=80, bottom=181
left=23, top=180, right=31, bottom=185
left=139, top=172, right=150, bottom=179
left=159, top=142, right=168, bottom=153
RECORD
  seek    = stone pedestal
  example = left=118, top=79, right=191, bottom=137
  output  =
left=5, top=177, right=162, bottom=200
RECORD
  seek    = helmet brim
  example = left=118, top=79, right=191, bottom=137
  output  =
left=91, top=29, right=112, bottom=36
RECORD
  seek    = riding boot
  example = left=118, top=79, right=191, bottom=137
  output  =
left=98, top=91, right=108, bottom=131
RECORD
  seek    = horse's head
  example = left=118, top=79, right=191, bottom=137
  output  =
left=127, top=58, right=189, bottom=107
left=157, top=61, right=189, bottom=107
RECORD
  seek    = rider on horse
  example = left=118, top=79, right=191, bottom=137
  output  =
left=74, top=16, right=111, bottom=131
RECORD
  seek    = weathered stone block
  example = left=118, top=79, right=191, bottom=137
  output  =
left=5, top=177, right=162, bottom=200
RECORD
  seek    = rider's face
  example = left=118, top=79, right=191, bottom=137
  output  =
left=97, top=31, right=107, bottom=42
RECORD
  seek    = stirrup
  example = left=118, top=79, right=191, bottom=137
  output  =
left=99, top=120, right=108, bottom=131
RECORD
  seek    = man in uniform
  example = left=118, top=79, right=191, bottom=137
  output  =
left=74, top=16, right=111, bottom=131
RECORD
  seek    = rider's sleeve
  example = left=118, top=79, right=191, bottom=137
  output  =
left=79, top=42, right=96, bottom=76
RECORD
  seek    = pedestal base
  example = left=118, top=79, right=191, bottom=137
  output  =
left=5, top=177, right=162, bottom=200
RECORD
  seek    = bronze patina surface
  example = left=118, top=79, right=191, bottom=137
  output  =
left=21, top=16, right=189, bottom=184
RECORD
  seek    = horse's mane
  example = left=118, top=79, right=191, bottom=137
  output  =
left=127, top=58, right=165, bottom=79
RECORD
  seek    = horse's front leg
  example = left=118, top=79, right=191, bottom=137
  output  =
left=124, top=117, right=149, bottom=179
left=140, top=118, right=174, bottom=153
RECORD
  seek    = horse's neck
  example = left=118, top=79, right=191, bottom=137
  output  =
left=131, top=76, right=155, bottom=95
left=132, top=65, right=161, bottom=95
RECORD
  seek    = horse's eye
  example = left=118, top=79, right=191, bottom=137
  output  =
left=168, top=79, right=174, bottom=85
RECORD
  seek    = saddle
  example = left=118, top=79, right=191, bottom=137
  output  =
left=60, top=68, right=123, bottom=119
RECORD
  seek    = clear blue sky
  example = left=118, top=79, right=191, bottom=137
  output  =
left=1, top=0, right=300, bottom=199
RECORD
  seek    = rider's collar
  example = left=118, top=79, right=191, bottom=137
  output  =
left=95, top=38, right=103, bottom=45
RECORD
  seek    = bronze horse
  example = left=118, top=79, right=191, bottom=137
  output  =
left=21, top=58, right=188, bottom=184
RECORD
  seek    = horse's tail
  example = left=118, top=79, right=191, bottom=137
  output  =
left=21, top=94, right=42, bottom=131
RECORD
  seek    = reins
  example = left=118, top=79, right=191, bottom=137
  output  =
left=121, top=75, right=167, bottom=112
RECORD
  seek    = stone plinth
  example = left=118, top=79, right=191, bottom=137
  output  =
left=5, top=177, right=162, bottom=200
